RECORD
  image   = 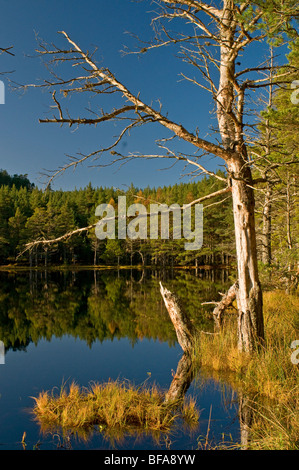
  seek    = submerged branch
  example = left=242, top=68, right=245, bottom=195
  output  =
left=165, top=353, right=194, bottom=403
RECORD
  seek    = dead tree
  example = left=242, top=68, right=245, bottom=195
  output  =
left=160, top=281, right=237, bottom=402
left=165, top=352, right=194, bottom=403
left=161, top=280, right=238, bottom=341
left=159, top=283, right=195, bottom=403
left=160, top=282, right=194, bottom=353
left=212, top=282, right=238, bottom=329
left=24, top=2, right=297, bottom=351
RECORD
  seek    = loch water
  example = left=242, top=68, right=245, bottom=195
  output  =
left=0, top=268, right=241, bottom=450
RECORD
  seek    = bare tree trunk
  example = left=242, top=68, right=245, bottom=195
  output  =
left=286, top=171, right=293, bottom=253
left=94, top=245, right=97, bottom=266
left=228, top=159, right=264, bottom=352
left=44, top=246, right=48, bottom=268
left=261, top=50, right=274, bottom=266
left=159, top=282, right=194, bottom=353
left=217, top=1, right=264, bottom=352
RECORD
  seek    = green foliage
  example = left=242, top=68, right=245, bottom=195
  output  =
left=0, top=169, right=34, bottom=191
left=235, top=0, right=299, bottom=42
left=0, top=169, right=235, bottom=267
left=253, top=39, right=299, bottom=273
left=0, top=269, right=222, bottom=351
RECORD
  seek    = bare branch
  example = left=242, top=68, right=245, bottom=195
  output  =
left=35, top=30, right=231, bottom=166
left=39, top=103, right=143, bottom=126
left=43, top=119, right=141, bottom=189
left=158, top=0, right=222, bottom=22
left=17, top=222, right=96, bottom=258
left=0, top=46, right=14, bottom=56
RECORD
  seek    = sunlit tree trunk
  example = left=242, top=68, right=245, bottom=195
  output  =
left=217, top=1, right=264, bottom=351
left=228, top=158, right=264, bottom=351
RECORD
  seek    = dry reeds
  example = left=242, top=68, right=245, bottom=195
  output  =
left=32, top=379, right=199, bottom=443
left=192, top=290, right=299, bottom=449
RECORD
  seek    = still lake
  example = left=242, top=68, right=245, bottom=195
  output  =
left=0, top=268, right=240, bottom=450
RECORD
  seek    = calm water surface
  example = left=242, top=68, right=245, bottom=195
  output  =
left=0, top=268, right=240, bottom=450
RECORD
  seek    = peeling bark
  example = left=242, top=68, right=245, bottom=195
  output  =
left=215, top=0, right=264, bottom=352
left=159, top=282, right=194, bottom=353
left=228, top=158, right=264, bottom=352
left=212, top=282, right=238, bottom=329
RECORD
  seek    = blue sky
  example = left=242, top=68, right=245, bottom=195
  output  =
left=0, top=0, right=290, bottom=191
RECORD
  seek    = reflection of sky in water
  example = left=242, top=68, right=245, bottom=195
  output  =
left=0, top=270, right=239, bottom=450
left=0, top=341, right=4, bottom=364
left=0, top=336, right=239, bottom=450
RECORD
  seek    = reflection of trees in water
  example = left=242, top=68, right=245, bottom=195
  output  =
left=0, top=268, right=229, bottom=351
left=0, top=268, right=260, bottom=448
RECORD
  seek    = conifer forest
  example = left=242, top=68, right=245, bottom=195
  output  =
left=0, top=0, right=298, bottom=453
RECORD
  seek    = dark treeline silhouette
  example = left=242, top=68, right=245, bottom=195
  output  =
left=0, top=171, right=235, bottom=267
left=0, top=169, right=34, bottom=191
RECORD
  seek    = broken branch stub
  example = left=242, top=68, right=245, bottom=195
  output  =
left=212, top=282, right=238, bottom=329
left=160, top=282, right=194, bottom=353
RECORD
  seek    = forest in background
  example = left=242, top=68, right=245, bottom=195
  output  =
left=0, top=169, right=233, bottom=267
left=1, top=36, right=298, bottom=282
left=0, top=166, right=297, bottom=281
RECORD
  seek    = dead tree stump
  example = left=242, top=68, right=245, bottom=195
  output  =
left=165, top=353, right=194, bottom=403
left=212, top=282, right=238, bottom=329
left=160, top=282, right=194, bottom=353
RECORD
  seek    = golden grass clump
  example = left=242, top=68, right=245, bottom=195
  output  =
left=32, top=379, right=199, bottom=441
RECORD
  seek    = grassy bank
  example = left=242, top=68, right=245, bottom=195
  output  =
left=193, top=290, right=299, bottom=449
left=31, top=290, right=298, bottom=449
left=32, top=379, right=199, bottom=444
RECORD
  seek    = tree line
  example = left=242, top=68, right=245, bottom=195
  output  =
left=0, top=161, right=297, bottom=276
left=0, top=171, right=234, bottom=267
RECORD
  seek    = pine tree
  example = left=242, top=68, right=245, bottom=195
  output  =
left=8, top=207, right=27, bottom=257
left=254, top=39, right=299, bottom=275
